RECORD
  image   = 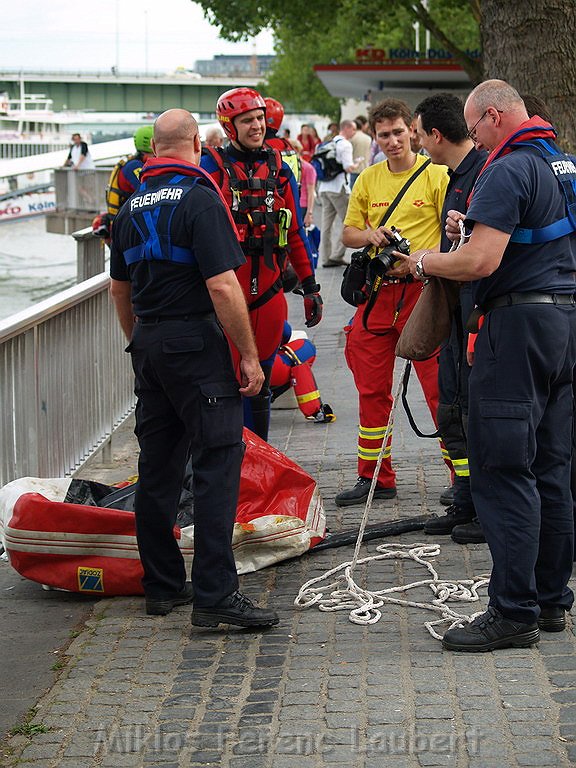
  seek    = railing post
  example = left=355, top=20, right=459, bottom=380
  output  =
left=22, top=326, right=40, bottom=477
left=72, top=227, right=106, bottom=282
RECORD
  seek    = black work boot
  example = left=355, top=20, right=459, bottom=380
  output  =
left=146, top=582, right=194, bottom=616
left=538, top=606, right=567, bottom=632
left=192, top=590, right=279, bottom=628
left=335, top=477, right=397, bottom=507
left=423, top=504, right=475, bottom=535
left=249, top=393, right=271, bottom=442
left=439, top=485, right=455, bottom=506
left=451, top=517, right=486, bottom=544
left=442, top=606, right=540, bottom=652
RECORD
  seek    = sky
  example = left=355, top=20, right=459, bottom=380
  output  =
left=0, top=0, right=275, bottom=74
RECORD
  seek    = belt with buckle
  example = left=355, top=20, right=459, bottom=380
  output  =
left=466, top=293, right=576, bottom=333
left=483, top=292, right=576, bottom=313
left=137, top=312, right=215, bottom=324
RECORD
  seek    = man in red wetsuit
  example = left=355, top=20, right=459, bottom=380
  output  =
left=201, top=87, right=322, bottom=441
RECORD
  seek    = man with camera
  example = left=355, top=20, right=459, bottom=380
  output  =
left=335, top=98, right=449, bottom=507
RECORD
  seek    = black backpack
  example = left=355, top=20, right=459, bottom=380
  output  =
left=311, top=138, right=345, bottom=181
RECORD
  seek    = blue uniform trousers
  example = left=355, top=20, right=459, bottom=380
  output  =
left=468, top=303, right=576, bottom=624
left=128, top=316, right=243, bottom=607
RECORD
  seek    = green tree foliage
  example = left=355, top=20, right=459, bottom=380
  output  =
left=193, top=0, right=480, bottom=114
left=261, top=3, right=423, bottom=116
left=259, top=37, right=341, bottom=119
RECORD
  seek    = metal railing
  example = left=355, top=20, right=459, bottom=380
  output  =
left=0, top=272, right=135, bottom=488
left=72, top=226, right=107, bottom=282
left=0, top=141, right=70, bottom=160
left=54, top=168, right=110, bottom=212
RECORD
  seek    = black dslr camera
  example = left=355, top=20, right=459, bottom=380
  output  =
left=341, top=226, right=411, bottom=307
left=373, top=226, right=410, bottom=273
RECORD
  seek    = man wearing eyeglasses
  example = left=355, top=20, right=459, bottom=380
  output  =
left=400, top=79, right=576, bottom=652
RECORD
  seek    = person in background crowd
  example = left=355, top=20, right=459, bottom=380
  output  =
left=106, top=126, right=154, bottom=217
left=294, top=139, right=317, bottom=229
left=349, top=116, right=372, bottom=188
left=204, top=126, right=225, bottom=148
left=264, top=97, right=301, bottom=184
left=354, top=114, right=369, bottom=134
left=297, top=124, right=321, bottom=163
left=322, top=122, right=339, bottom=142
left=109, top=108, right=279, bottom=629
left=63, top=133, right=95, bottom=170
left=92, top=126, right=154, bottom=241
left=410, top=116, right=426, bottom=155
left=317, top=119, right=358, bottom=268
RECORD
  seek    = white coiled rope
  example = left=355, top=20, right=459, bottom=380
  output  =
left=295, top=338, right=489, bottom=640
left=295, top=540, right=490, bottom=639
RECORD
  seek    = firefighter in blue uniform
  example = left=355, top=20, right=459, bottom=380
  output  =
left=412, top=93, right=487, bottom=543
left=109, top=108, right=279, bottom=629
left=400, top=80, right=576, bottom=652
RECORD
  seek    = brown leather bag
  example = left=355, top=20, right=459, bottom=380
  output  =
left=395, top=277, right=461, bottom=361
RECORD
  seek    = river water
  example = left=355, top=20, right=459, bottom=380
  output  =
left=0, top=217, right=80, bottom=321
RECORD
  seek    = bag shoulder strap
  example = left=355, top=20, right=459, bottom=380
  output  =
left=508, top=140, right=576, bottom=244
left=401, top=361, right=439, bottom=439
left=360, top=158, right=432, bottom=334
left=378, top=157, right=431, bottom=228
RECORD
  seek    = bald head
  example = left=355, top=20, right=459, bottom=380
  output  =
left=464, top=79, right=529, bottom=152
left=152, top=109, right=201, bottom=162
left=205, top=126, right=224, bottom=147
left=466, top=79, right=527, bottom=117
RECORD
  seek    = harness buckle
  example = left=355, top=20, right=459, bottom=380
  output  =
left=278, top=208, right=292, bottom=248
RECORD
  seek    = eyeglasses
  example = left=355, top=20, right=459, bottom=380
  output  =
left=467, top=109, right=503, bottom=142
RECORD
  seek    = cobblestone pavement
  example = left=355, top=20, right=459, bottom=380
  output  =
left=2, top=266, right=576, bottom=768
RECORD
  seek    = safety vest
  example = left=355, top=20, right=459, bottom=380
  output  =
left=122, top=162, right=233, bottom=267
left=106, top=154, right=143, bottom=217
left=202, top=145, right=292, bottom=273
left=266, top=136, right=302, bottom=185
left=508, top=138, right=576, bottom=244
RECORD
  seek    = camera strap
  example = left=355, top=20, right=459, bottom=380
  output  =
left=361, top=158, right=431, bottom=335
left=377, top=157, right=431, bottom=230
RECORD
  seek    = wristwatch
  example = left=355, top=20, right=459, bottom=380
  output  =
left=415, top=251, right=430, bottom=280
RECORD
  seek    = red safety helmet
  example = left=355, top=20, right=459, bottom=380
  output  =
left=216, top=87, right=266, bottom=141
left=264, top=97, right=284, bottom=132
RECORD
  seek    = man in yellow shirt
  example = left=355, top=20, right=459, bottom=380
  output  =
left=335, top=98, right=450, bottom=507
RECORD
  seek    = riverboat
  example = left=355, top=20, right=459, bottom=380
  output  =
left=0, top=91, right=72, bottom=160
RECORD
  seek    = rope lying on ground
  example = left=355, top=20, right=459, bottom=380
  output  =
left=295, top=357, right=490, bottom=640
left=295, top=541, right=490, bottom=639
